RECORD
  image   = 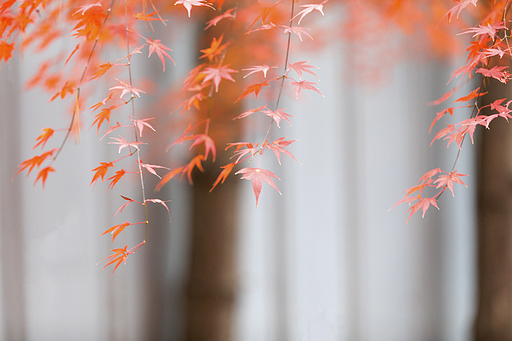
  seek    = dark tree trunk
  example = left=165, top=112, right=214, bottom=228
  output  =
left=475, top=67, right=512, bottom=339
left=185, top=165, right=238, bottom=340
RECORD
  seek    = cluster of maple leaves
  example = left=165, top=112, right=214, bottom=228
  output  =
left=394, top=0, right=512, bottom=223
left=4, top=0, right=327, bottom=275
left=6, top=0, right=512, bottom=274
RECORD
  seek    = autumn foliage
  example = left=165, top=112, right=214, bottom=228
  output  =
left=3, top=0, right=510, bottom=273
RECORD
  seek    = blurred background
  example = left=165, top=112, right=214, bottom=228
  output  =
left=0, top=1, right=507, bottom=340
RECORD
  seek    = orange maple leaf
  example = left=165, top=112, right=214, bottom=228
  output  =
left=100, top=221, right=130, bottom=242
left=200, top=35, right=228, bottom=62
left=99, top=241, right=145, bottom=276
left=34, top=166, right=55, bottom=188
left=91, top=106, right=117, bottom=134
left=15, top=148, right=57, bottom=178
left=210, top=162, right=236, bottom=192
left=107, top=169, right=126, bottom=190
left=90, top=162, right=114, bottom=186
left=235, top=81, right=270, bottom=103
left=155, top=167, right=184, bottom=191
left=32, top=128, right=54, bottom=150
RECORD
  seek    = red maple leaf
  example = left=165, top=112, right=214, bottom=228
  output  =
left=235, top=167, right=281, bottom=207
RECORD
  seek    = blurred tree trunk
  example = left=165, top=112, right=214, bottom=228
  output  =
left=185, top=166, right=238, bottom=340
left=184, top=3, right=241, bottom=338
left=475, top=59, right=512, bottom=339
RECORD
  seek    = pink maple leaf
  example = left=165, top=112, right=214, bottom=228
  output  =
left=242, top=65, right=278, bottom=78
left=202, top=64, right=237, bottom=92
left=281, top=25, right=313, bottom=42
left=290, top=80, right=324, bottom=99
left=266, top=137, right=300, bottom=164
left=189, top=134, right=216, bottom=161
left=261, top=107, right=293, bottom=128
left=406, top=197, right=439, bottom=224
left=145, top=199, right=171, bottom=222
left=291, top=0, right=328, bottom=25
left=138, top=161, right=170, bottom=179
left=205, top=8, right=234, bottom=29
left=131, top=118, right=155, bottom=137
left=145, top=37, right=175, bottom=71
left=442, top=0, right=478, bottom=22
left=174, top=0, right=215, bottom=17
left=235, top=167, right=281, bottom=207
left=458, top=22, right=506, bottom=40
left=109, top=79, right=145, bottom=99
left=73, top=1, right=102, bottom=15
left=434, top=170, right=468, bottom=196
left=287, top=61, right=319, bottom=80
left=108, top=136, right=145, bottom=153
left=476, top=65, right=511, bottom=83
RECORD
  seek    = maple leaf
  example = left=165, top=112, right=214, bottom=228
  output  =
left=33, top=128, right=54, bottom=150
left=99, top=241, right=145, bottom=276
left=179, top=92, right=205, bottom=113
left=429, top=107, right=454, bottom=133
left=205, top=8, right=234, bottom=29
left=242, top=65, right=278, bottom=78
left=174, top=0, right=215, bottom=17
left=107, top=169, right=126, bottom=190
left=109, top=79, right=145, bottom=99
left=34, top=166, right=55, bottom=188
left=291, top=0, right=328, bottom=25
left=0, top=41, right=14, bottom=62
left=91, top=106, right=117, bottom=134
left=183, top=155, right=205, bottom=184
left=155, top=167, right=184, bottom=191
left=290, top=80, right=324, bottom=99
left=134, top=11, right=167, bottom=22
left=234, top=81, right=270, bottom=103
left=88, top=62, right=113, bottom=81
left=236, top=167, right=281, bottom=207
left=49, top=81, right=75, bottom=102
left=145, top=199, right=171, bottom=222
left=454, top=87, right=486, bottom=103
left=90, top=162, right=114, bottom=186
left=434, top=171, right=468, bottom=196
left=114, top=195, right=135, bottom=217
left=281, top=25, right=313, bottom=41
left=201, top=64, right=237, bottom=92
left=108, top=136, right=145, bottom=153
left=458, top=22, right=506, bottom=40
left=15, top=149, right=57, bottom=179
left=73, top=1, right=102, bottom=16
left=266, top=137, right=300, bottom=164
left=288, top=61, right=319, bottom=80
left=406, top=196, right=439, bottom=224
left=145, top=36, right=175, bottom=72
left=100, top=221, right=130, bottom=242
left=138, top=161, right=170, bottom=179
left=131, top=118, right=155, bottom=137
left=100, top=122, right=123, bottom=140
left=247, top=0, right=282, bottom=31
left=226, top=142, right=261, bottom=163
left=200, top=35, right=228, bottom=62
left=442, top=0, right=478, bottom=22
left=234, top=105, right=268, bottom=120
left=476, top=65, right=511, bottom=83
left=190, top=134, right=216, bottom=161
left=261, top=107, right=293, bottom=128
left=210, top=162, right=236, bottom=192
